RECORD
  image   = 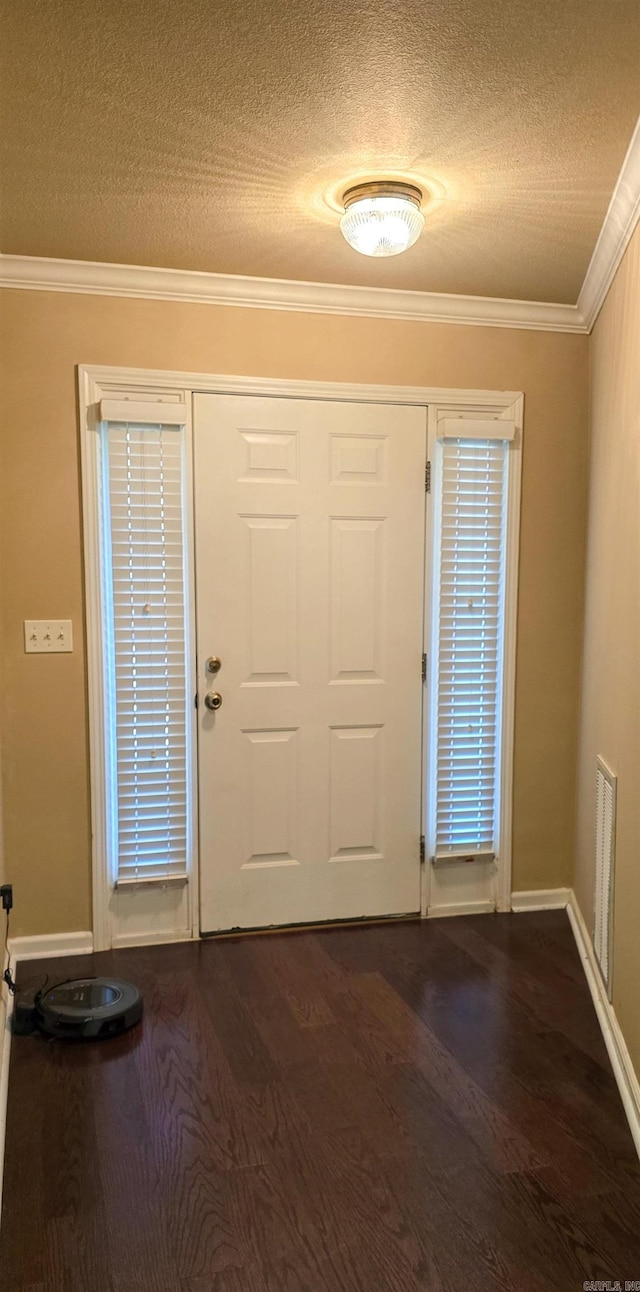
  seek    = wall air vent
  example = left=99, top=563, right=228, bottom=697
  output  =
left=594, top=756, right=616, bottom=998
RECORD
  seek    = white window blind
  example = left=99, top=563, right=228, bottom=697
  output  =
left=431, top=436, right=509, bottom=861
left=101, top=420, right=190, bottom=884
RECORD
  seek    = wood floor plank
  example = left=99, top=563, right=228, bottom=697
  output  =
left=381, top=955, right=637, bottom=1195
left=380, top=1149, right=552, bottom=1292
left=2, top=911, right=640, bottom=1291
left=334, top=966, right=547, bottom=1173
left=440, top=915, right=611, bottom=1066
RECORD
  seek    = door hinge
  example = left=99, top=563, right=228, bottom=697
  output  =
left=425, top=461, right=431, bottom=492
left=422, top=653, right=427, bottom=682
left=420, top=835, right=426, bottom=863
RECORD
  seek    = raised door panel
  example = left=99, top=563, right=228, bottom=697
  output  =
left=241, top=728, right=299, bottom=869
left=239, top=430, right=299, bottom=483
left=241, top=515, right=299, bottom=686
left=330, top=434, right=388, bottom=485
left=330, top=518, right=385, bottom=684
left=329, top=726, right=383, bottom=862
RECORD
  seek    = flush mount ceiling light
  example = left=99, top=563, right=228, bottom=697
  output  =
left=340, top=181, right=425, bottom=257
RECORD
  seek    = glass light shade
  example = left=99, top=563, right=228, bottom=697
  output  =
left=340, top=190, right=424, bottom=257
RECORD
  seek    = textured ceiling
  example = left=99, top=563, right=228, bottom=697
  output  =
left=1, top=0, right=639, bottom=303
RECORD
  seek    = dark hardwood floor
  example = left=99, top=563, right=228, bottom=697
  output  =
left=2, top=910, right=640, bottom=1291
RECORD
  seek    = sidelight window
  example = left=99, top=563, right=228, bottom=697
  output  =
left=427, top=417, right=518, bottom=870
left=98, top=405, right=192, bottom=885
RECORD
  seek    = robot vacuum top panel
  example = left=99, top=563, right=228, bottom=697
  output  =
left=36, top=977, right=143, bottom=1038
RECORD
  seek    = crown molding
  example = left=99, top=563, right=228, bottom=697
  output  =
left=578, top=114, right=640, bottom=331
left=0, top=253, right=586, bottom=333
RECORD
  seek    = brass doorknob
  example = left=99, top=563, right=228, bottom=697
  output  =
left=204, top=691, right=222, bottom=711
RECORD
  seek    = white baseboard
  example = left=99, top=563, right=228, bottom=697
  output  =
left=510, top=887, right=571, bottom=912
left=0, top=959, right=16, bottom=1221
left=567, top=891, right=640, bottom=1160
left=111, top=929, right=194, bottom=949
left=427, top=900, right=496, bottom=919
left=9, top=931, right=94, bottom=962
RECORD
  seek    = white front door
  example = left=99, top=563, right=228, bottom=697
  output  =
left=194, top=393, right=426, bottom=932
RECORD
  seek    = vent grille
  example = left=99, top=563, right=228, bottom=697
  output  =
left=594, top=756, right=616, bottom=996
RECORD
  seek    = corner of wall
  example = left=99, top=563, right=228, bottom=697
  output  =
left=572, top=222, right=640, bottom=1081
left=569, top=312, right=595, bottom=914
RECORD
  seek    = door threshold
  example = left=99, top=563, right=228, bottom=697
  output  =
left=200, top=911, right=421, bottom=940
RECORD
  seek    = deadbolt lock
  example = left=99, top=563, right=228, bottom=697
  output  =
left=204, top=691, right=223, bottom=711
left=205, top=655, right=221, bottom=674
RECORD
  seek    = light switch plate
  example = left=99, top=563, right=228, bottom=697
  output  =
left=24, top=620, right=73, bottom=653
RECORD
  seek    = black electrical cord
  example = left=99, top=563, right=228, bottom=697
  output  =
left=2, top=912, right=56, bottom=1000
left=2, top=888, right=94, bottom=1007
left=3, top=907, right=16, bottom=995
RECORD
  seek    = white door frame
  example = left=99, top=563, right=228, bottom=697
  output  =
left=79, top=365, right=523, bottom=950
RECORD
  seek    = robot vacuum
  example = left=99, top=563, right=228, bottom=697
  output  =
left=14, top=977, right=143, bottom=1040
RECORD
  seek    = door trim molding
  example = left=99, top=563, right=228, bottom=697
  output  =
left=79, top=366, right=522, bottom=947
left=80, top=365, right=524, bottom=407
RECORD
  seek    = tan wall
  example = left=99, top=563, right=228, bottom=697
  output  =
left=574, top=225, right=640, bottom=1073
left=0, top=288, right=589, bottom=936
